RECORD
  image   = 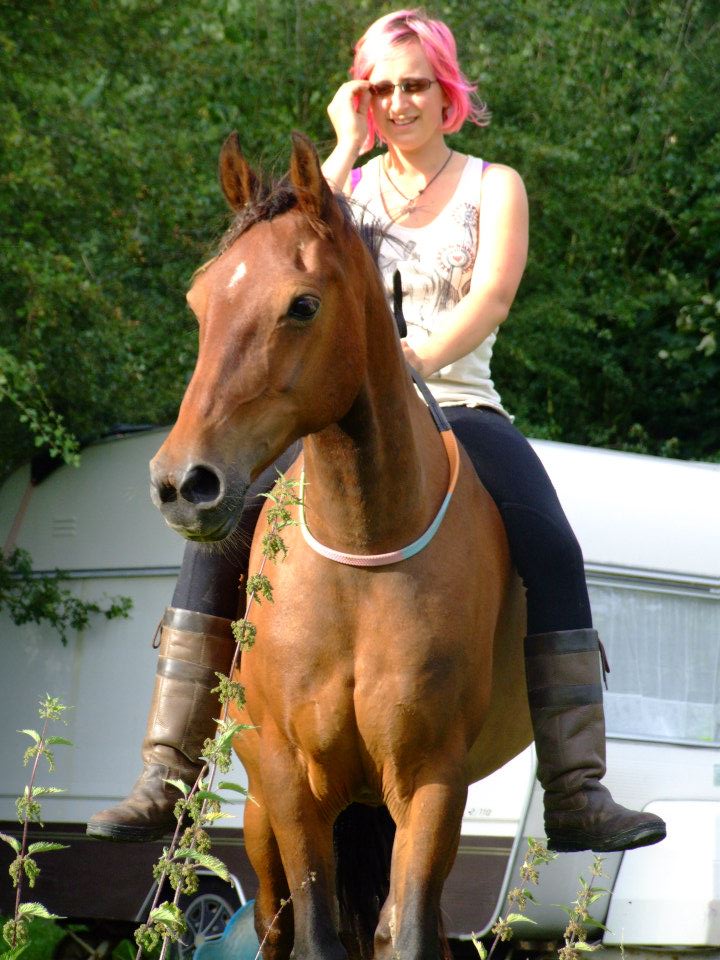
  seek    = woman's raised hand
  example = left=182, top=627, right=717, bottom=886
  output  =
left=327, top=80, right=372, bottom=154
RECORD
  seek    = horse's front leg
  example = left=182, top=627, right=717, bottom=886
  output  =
left=375, top=766, right=467, bottom=960
left=260, top=731, right=347, bottom=960
left=243, top=777, right=293, bottom=959
left=233, top=720, right=294, bottom=959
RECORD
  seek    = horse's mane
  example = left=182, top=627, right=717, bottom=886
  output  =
left=211, top=177, right=385, bottom=265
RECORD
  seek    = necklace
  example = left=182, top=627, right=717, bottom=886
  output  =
left=383, top=149, right=454, bottom=212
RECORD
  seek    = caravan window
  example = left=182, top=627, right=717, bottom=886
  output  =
left=588, top=580, right=720, bottom=745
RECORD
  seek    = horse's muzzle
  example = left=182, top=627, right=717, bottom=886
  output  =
left=149, top=459, right=246, bottom=541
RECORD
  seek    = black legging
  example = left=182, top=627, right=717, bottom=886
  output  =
left=172, top=410, right=592, bottom=636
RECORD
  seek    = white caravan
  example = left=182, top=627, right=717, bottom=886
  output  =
left=0, top=427, right=718, bottom=956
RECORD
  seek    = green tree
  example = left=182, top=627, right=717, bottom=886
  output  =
left=453, top=0, right=719, bottom=457
left=1, top=0, right=718, bottom=473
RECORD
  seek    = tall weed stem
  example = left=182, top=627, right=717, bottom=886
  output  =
left=135, top=476, right=302, bottom=960
left=1, top=696, right=69, bottom=949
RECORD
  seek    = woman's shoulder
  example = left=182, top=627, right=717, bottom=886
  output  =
left=448, top=156, right=526, bottom=216
left=477, top=161, right=529, bottom=236
left=351, top=154, right=380, bottom=189
left=476, top=161, right=528, bottom=215
left=479, top=161, right=526, bottom=190
left=454, top=154, right=526, bottom=195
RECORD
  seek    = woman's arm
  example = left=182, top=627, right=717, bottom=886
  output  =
left=321, top=81, right=372, bottom=193
left=401, top=164, right=529, bottom=377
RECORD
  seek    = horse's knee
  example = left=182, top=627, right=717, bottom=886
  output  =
left=372, top=901, right=395, bottom=959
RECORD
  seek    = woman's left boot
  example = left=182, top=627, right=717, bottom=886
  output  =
left=524, top=628, right=667, bottom=853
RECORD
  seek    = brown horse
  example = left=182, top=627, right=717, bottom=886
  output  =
left=150, top=132, right=531, bottom=960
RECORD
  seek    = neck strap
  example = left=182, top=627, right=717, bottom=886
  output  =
left=298, top=423, right=460, bottom=568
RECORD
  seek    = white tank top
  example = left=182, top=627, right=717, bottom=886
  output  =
left=352, top=154, right=508, bottom=416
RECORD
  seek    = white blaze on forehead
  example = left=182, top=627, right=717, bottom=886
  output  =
left=228, top=261, right=247, bottom=289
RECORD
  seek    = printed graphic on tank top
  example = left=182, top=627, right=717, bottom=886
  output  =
left=351, top=155, right=508, bottom=415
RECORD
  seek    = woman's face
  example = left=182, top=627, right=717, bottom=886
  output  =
left=368, top=39, right=448, bottom=152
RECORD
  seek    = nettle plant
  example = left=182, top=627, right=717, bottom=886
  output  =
left=134, top=476, right=302, bottom=960
left=472, top=839, right=609, bottom=960
left=1, top=695, right=72, bottom=956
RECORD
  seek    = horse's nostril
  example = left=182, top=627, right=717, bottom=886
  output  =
left=179, top=465, right=223, bottom=506
left=157, top=481, right=178, bottom=505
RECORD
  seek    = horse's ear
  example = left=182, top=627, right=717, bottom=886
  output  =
left=289, top=131, right=336, bottom=231
left=219, top=131, right=259, bottom=211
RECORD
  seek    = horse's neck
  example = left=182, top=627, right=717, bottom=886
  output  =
left=301, top=286, right=447, bottom=555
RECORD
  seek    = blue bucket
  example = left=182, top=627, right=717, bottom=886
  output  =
left=193, top=900, right=261, bottom=960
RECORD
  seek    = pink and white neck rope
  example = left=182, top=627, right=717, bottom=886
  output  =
left=298, top=425, right=460, bottom=568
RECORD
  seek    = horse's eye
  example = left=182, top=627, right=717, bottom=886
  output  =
left=287, top=295, right=320, bottom=323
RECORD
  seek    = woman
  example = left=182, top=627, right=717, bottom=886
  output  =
left=88, top=9, right=665, bottom=853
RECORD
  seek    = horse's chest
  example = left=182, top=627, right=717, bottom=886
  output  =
left=245, top=563, right=477, bottom=786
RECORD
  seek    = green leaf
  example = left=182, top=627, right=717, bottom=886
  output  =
left=194, top=790, right=225, bottom=805
left=27, top=842, right=69, bottom=855
left=575, top=942, right=602, bottom=952
left=111, top=940, right=136, bottom=960
left=30, top=787, right=65, bottom=798
left=148, top=902, right=185, bottom=929
left=173, top=850, right=230, bottom=882
left=163, top=779, right=190, bottom=796
left=17, top=903, right=64, bottom=921
left=148, top=904, right=176, bottom=924
left=217, top=781, right=250, bottom=795
left=213, top=719, right=247, bottom=751
left=506, top=914, right=536, bottom=924
left=38, top=696, right=68, bottom=721
left=0, top=833, right=21, bottom=854
left=202, top=811, right=235, bottom=823
left=17, top=730, right=40, bottom=743
left=44, top=736, right=73, bottom=747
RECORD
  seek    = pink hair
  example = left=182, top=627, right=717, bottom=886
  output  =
left=351, top=9, right=490, bottom=152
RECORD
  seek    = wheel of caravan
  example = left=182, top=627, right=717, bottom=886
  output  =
left=174, top=876, right=242, bottom=960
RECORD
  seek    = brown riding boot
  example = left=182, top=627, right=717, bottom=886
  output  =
left=525, top=628, right=666, bottom=853
left=87, top=607, right=236, bottom=842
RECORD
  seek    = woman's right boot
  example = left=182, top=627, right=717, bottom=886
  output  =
left=86, top=607, right=236, bottom=842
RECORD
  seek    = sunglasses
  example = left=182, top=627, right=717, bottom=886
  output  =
left=368, top=78, right=437, bottom=98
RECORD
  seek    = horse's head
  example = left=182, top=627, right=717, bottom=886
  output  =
left=150, top=132, right=379, bottom=541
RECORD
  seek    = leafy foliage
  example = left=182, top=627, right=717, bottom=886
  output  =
left=0, top=0, right=717, bottom=476
left=0, top=548, right=132, bottom=645
left=456, top=0, right=720, bottom=457
left=0, top=351, right=79, bottom=467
